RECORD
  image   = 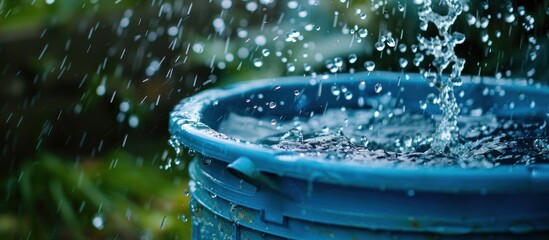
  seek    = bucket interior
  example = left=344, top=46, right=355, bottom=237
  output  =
left=200, top=73, right=548, bottom=134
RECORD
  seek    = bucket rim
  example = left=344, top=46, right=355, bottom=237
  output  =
left=170, top=71, right=549, bottom=193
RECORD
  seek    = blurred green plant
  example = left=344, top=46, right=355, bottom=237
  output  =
left=2, top=151, right=191, bottom=239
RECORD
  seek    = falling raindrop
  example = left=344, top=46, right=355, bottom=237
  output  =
left=358, top=80, right=366, bottom=91
left=374, top=83, right=383, bottom=93
left=397, top=2, right=405, bottom=12
left=253, top=58, right=263, bottom=68
left=374, top=41, right=385, bottom=51
left=364, top=61, right=375, bottom=72
left=92, top=214, right=105, bottom=230
left=331, top=85, right=341, bottom=96
left=344, top=91, right=353, bottom=100
left=505, top=14, right=516, bottom=23
left=358, top=29, right=368, bottom=38
left=348, top=54, right=358, bottom=64
left=398, top=43, right=407, bottom=52
left=399, top=58, right=408, bottom=68
left=386, top=36, right=396, bottom=47
left=287, top=63, right=296, bottom=72
left=332, top=57, right=343, bottom=68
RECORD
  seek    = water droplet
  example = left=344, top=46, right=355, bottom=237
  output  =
left=466, top=14, right=476, bottom=25
left=331, top=85, right=341, bottom=96
left=270, top=119, right=278, bottom=126
left=92, top=214, right=105, bottom=230
left=192, top=42, right=205, bottom=54
left=285, top=29, right=301, bottom=42
left=220, top=0, right=232, bottom=9
left=397, top=2, right=405, bottom=12
left=374, top=83, right=383, bottom=93
left=280, top=128, right=304, bottom=142
left=287, top=0, right=298, bottom=9
left=96, top=85, right=106, bottom=96
left=261, top=49, right=270, bottom=57
left=398, top=43, right=407, bottom=52
left=399, top=58, right=408, bottom=68
left=505, top=14, right=516, bottom=23
left=411, top=44, right=418, bottom=53
left=119, top=18, right=130, bottom=28
left=374, top=41, right=385, bottom=51
left=246, top=1, right=258, bottom=11
left=119, top=101, right=130, bottom=113
left=358, top=80, right=366, bottom=91
left=167, top=26, right=179, bottom=36
left=212, top=18, right=225, bottom=31
left=364, top=61, right=375, bottom=72
left=358, top=28, right=368, bottom=38
left=268, top=102, right=277, bottom=109
left=357, top=97, right=365, bottom=107
left=419, top=100, right=427, bottom=110
left=452, top=32, right=466, bottom=44
left=386, top=36, right=396, bottom=47
left=128, top=115, right=139, bottom=128
left=419, top=21, right=428, bottom=31
left=344, top=91, right=353, bottom=100
left=294, top=90, right=300, bottom=96
left=413, top=53, right=424, bottom=66
left=287, top=63, right=296, bottom=72
left=325, top=59, right=338, bottom=73
left=481, top=31, right=489, bottom=42
left=334, top=57, right=343, bottom=67
left=252, top=58, right=263, bottom=68
left=348, top=54, right=358, bottom=64
left=303, top=63, right=312, bottom=72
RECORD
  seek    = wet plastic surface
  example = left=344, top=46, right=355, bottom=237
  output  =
left=170, top=71, right=549, bottom=239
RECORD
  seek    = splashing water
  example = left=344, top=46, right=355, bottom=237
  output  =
left=218, top=107, right=549, bottom=168
left=417, top=0, right=467, bottom=155
left=166, top=1, right=548, bottom=171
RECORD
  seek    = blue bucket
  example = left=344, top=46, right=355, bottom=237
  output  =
left=170, top=71, right=549, bottom=239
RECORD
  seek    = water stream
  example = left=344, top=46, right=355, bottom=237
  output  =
left=417, top=0, right=466, bottom=155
